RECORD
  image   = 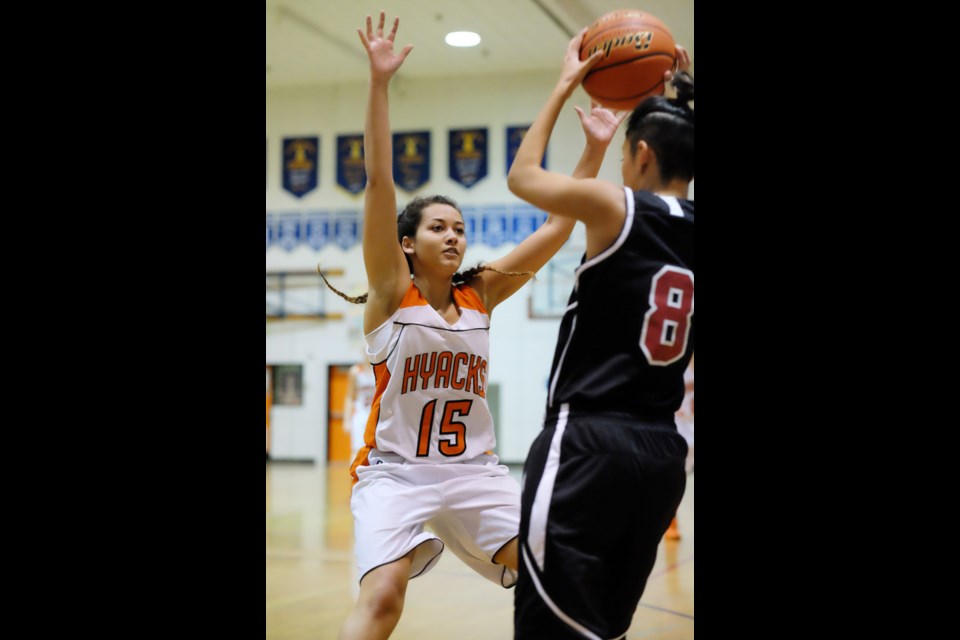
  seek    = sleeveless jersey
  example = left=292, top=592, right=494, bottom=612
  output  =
left=546, top=187, right=695, bottom=419
left=351, top=281, right=495, bottom=480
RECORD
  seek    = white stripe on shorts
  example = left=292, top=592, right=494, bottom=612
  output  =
left=527, top=403, right=569, bottom=571
left=521, top=544, right=627, bottom=640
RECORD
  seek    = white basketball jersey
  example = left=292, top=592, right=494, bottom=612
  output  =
left=351, top=282, right=495, bottom=480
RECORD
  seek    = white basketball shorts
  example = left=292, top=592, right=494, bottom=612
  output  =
left=351, top=453, right=520, bottom=587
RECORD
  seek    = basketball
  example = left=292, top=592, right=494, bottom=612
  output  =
left=579, top=10, right=676, bottom=111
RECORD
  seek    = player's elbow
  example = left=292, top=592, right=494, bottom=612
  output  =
left=506, top=167, right=519, bottom=192
left=509, top=169, right=549, bottom=209
left=507, top=167, right=530, bottom=198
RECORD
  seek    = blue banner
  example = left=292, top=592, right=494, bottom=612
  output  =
left=461, top=206, right=479, bottom=244
left=304, top=211, right=330, bottom=251
left=333, top=210, right=360, bottom=250
left=511, top=204, right=547, bottom=243
left=481, top=205, right=509, bottom=248
left=277, top=213, right=301, bottom=252
left=282, top=137, right=319, bottom=198
left=337, top=134, right=366, bottom=195
left=506, top=125, right=547, bottom=174
left=449, top=128, right=487, bottom=188
left=393, top=131, right=430, bottom=192
left=266, top=202, right=560, bottom=249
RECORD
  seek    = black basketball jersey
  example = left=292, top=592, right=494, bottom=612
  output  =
left=546, top=187, right=694, bottom=419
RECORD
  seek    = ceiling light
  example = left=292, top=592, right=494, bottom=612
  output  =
left=445, top=31, right=481, bottom=47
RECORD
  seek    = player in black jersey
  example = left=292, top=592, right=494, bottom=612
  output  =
left=507, top=29, right=694, bottom=640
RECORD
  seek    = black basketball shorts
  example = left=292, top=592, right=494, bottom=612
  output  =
left=514, top=404, right=688, bottom=639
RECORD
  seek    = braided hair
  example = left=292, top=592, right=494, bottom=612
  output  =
left=320, top=195, right=531, bottom=304
left=624, top=71, right=694, bottom=182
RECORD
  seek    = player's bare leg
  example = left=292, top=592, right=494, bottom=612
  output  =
left=338, top=549, right=415, bottom=640
left=664, top=515, right=681, bottom=541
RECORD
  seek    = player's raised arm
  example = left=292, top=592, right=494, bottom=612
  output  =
left=356, top=11, right=415, bottom=332
left=477, top=101, right=627, bottom=312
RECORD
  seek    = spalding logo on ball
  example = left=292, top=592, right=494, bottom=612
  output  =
left=579, top=10, right=676, bottom=111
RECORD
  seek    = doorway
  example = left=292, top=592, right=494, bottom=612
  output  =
left=327, top=364, right=352, bottom=462
left=265, top=366, right=272, bottom=459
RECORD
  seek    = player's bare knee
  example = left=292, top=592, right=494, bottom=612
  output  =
left=361, top=580, right=406, bottom=621
left=361, top=576, right=407, bottom=619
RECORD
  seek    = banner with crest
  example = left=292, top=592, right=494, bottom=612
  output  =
left=336, top=134, right=366, bottom=195
left=282, top=136, right=319, bottom=198
left=506, top=125, right=547, bottom=173
left=392, top=131, right=430, bottom=192
left=449, top=128, right=487, bottom=188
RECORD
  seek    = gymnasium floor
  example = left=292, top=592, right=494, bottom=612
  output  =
left=266, top=460, right=694, bottom=639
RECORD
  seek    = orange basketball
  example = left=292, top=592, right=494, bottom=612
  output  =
left=579, top=9, right=676, bottom=111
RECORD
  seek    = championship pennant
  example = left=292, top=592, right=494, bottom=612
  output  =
left=481, top=205, right=509, bottom=248
left=337, top=135, right=366, bottom=195
left=304, top=211, right=330, bottom=251
left=461, top=206, right=479, bottom=242
left=511, top=204, right=547, bottom=243
left=506, top=126, right=547, bottom=173
left=282, top=136, right=319, bottom=198
left=449, top=128, right=487, bottom=188
left=277, top=213, right=301, bottom=252
left=392, top=131, right=430, bottom=193
left=333, top=210, right=360, bottom=250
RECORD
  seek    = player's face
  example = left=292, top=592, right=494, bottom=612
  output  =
left=410, top=204, right=466, bottom=274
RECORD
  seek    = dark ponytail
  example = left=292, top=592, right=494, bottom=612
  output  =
left=623, top=71, right=695, bottom=182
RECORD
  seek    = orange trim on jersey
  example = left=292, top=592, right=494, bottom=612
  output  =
left=397, top=282, right=488, bottom=315
left=399, top=282, right=430, bottom=308
left=453, top=284, right=487, bottom=314
left=350, top=361, right=391, bottom=482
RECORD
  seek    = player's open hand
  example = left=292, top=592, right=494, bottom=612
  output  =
left=574, top=100, right=629, bottom=148
left=358, top=11, right=413, bottom=81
